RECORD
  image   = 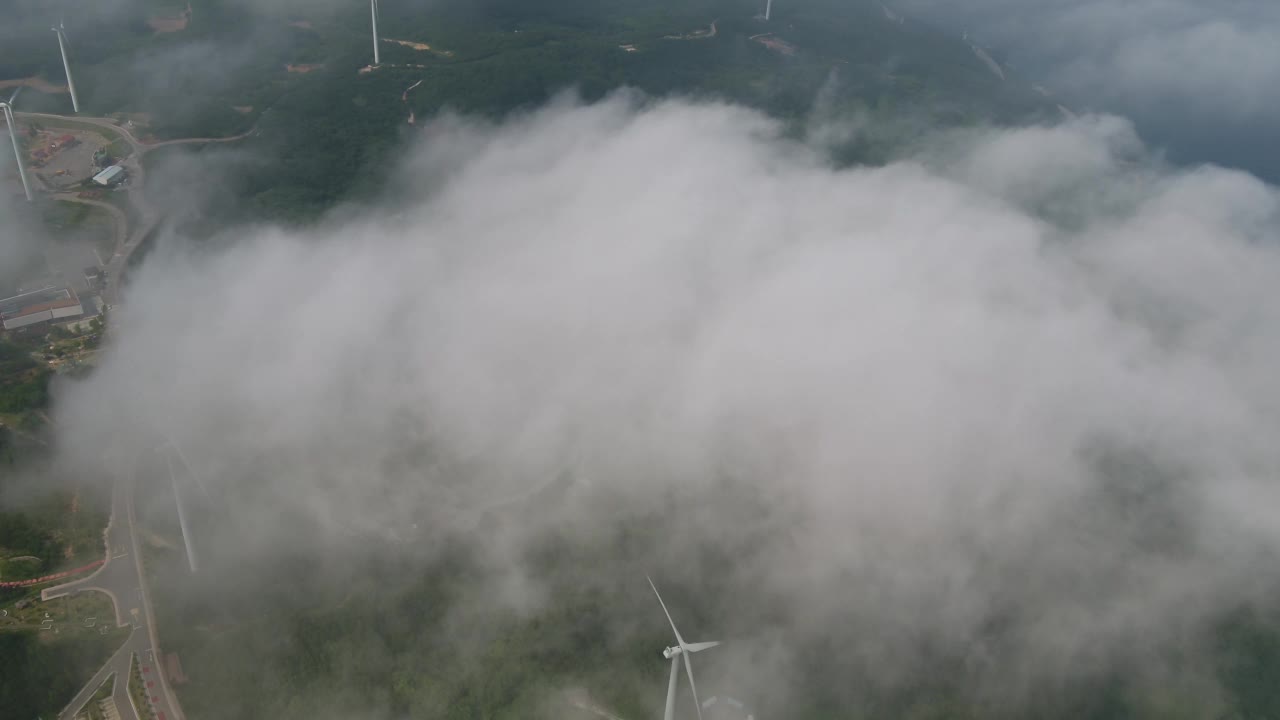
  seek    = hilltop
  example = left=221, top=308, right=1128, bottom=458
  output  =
left=1, top=0, right=1054, bottom=223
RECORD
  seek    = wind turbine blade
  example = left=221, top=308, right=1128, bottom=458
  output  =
left=683, top=641, right=721, bottom=653
left=664, top=655, right=679, bottom=720
left=8, top=87, right=21, bottom=104
left=647, top=576, right=687, bottom=647
left=164, top=439, right=211, bottom=500
left=683, top=649, right=704, bottom=720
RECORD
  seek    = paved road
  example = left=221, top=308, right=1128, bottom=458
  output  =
left=54, top=628, right=162, bottom=720
left=54, top=193, right=129, bottom=265
left=15, top=111, right=254, bottom=305
left=44, top=473, right=184, bottom=720
left=15, top=112, right=148, bottom=149
left=44, top=479, right=143, bottom=628
left=17, top=111, right=157, bottom=305
left=10, top=109, right=252, bottom=720
left=18, top=111, right=255, bottom=720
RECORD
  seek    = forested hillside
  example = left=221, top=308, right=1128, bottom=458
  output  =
left=4, top=0, right=1053, bottom=225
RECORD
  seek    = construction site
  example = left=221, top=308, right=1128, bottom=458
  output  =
left=23, top=124, right=124, bottom=192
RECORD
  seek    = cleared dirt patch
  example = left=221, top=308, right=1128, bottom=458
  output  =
left=0, top=76, right=68, bottom=94
left=149, top=15, right=188, bottom=32
left=149, top=2, right=192, bottom=33
left=28, top=129, right=111, bottom=191
left=750, top=33, right=798, bottom=56
left=286, top=64, right=324, bottom=74
left=383, top=38, right=455, bottom=57
left=166, top=653, right=189, bottom=684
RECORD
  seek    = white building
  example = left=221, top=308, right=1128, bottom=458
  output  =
left=0, top=287, right=85, bottom=330
left=92, top=165, right=126, bottom=187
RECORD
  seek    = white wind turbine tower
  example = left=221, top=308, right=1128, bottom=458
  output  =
left=52, top=17, right=80, bottom=113
left=164, top=451, right=199, bottom=573
left=649, top=576, right=721, bottom=720
left=156, top=436, right=211, bottom=574
left=370, top=0, right=381, bottom=66
left=0, top=89, right=33, bottom=202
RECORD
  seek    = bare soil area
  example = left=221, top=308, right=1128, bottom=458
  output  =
left=29, top=130, right=110, bottom=189
left=750, top=32, right=798, bottom=55
left=149, top=16, right=188, bottom=32
left=148, top=3, right=192, bottom=33
left=383, top=38, right=455, bottom=57
left=0, top=76, right=68, bottom=94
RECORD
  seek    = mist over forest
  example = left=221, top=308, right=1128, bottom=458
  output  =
left=896, top=0, right=1280, bottom=182
left=3, top=2, right=1280, bottom=720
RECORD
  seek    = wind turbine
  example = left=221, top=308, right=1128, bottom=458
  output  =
left=163, top=451, right=199, bottom=573
left=649, top=576, right=721, bottom=720
left=155, top=435, right=212, bottom=574
left=370, top=0, right=381, bottom=66
left=765, top=0, right=773, bottom=21
left=52, top=18, right=80, bottom=113
left=0, top=89, right=33, bottom=202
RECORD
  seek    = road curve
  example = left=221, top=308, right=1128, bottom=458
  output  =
left=16, top=111, right=255, bottom=304
left=54, top=194, right=128, bottom=261
left=44, top=471, right=186, bottom=720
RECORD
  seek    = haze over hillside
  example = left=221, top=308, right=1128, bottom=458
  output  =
left=44, top=94, right=1280, bottom=718
left=897, top=0, right=1280, bottom=182
left=3, top=2, right=1280, bottom=720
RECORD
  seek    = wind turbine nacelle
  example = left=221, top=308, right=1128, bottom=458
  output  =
left=663, top=646, right=682, bottom=659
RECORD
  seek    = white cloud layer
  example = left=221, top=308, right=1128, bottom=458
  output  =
left=897, top=0, right=1280, bottom=120
left=53, top=93, right=1280, bottom=697
left=893, top=0, right=1280, bottom=183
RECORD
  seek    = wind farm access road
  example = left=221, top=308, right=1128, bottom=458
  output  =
left=15, top=111, right=256, bottom=305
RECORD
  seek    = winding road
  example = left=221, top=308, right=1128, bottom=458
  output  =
left=14, top=110, right=256, bottom=720
left=16, top=111, right=256, bottom=305
left=43, top=471, right=184, bottom=720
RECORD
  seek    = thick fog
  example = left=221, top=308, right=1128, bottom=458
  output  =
left=46, top=92, right=1280, bottom=707
left=894, top=0, right=1280, bottom=180
left=0, top=192, right=45, bottom=293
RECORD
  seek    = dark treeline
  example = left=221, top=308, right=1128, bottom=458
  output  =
left=6, top=0, right=1056, bottom=229
left=0, top=488, right=108, bottom=581
left=0, top=631, right=125, bottom=720
left=125, top=453, right=1280, bottom=720
left=0, top=338, right=51, bottom=415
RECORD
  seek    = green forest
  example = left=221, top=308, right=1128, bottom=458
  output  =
left=6, top=0, right=1053, bottom=227
left=8, top=2, right=1280, bottom=719
left=137, top=496, right=1280, bottom=720
left=0, top=631, right=126, bottom=720
left=118, top=454, right=1280, bottom=720
left=0, top=338, right=51, bottom=415
left=0, top=489, right=108, bottom=583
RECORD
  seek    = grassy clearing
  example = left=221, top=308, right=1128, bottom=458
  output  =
left=0, top=589, right=118, bottom=635
left=41, top=198, right=120, bottom=261
left=42, top=199, right=115, bottom=241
